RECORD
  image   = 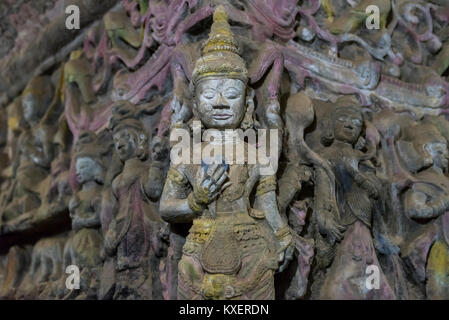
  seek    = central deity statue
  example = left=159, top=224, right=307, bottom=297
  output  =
left=159, top=6, right=293, bottom=300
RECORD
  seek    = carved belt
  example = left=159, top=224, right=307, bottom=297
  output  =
left=181, top=252, right=276, bottom=300
left=185, top=213, right=264, bottom=274
left=200, top=217, right=242, bottom=275
left=180, top=252, right=276, bottom=300
left=181, top=213, right=277, bottom=299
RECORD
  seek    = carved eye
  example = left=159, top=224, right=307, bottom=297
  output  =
left=203, top=89, right=216, bottom=100
left=223, top=89, right=239, bottom=99
left=353, top=119, right=362, bottom=127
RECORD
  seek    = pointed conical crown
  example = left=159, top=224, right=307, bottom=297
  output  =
left=192, top=5, right=248, bottom=84
left=109, top=100, right=147, bottom=138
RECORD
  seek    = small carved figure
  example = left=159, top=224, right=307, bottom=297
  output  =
left=60, top=131, right=112, bottom=299
left=64, top=52, right=112, bottom=142
left=397, top=122, right=449, bottom=299
left=104, top=9, right=142, bottom=64
left=1, top=76, right=55, bottom=224
left=0, top=246, right=32, bottom=299
left=15, top=237, right=66, bottom=299
left=102, top=101, right=166, bottom=300
left=313, top=97, right=395, bottom=299
left=39, top=117, right=73, bottom=218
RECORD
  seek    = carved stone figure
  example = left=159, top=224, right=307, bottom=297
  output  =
left=396, top=122, right=449, bottom=299
left=64, top=52, right=112, bottom=143
left=0, top=99, right=23, bottom=228
left=15, top=236, right=67, bottom=300
left=38, top=117, right=73, bottom=219
left=1, top=76, right=55, bottom=225
left=312, top=97, right=395, bottom=299
left=57, top=131, right=113, bottom=300
left=0, top=246, right=31, bottom=299
left=159, top=6, right=294, bottom=300
left=1, top=0, right=449, bottom=301
left=102, top=101, right=166, bottom=300
left=104, top=8, right=142, bottom=62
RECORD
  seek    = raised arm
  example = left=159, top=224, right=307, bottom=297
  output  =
left=143, top=160, right=165, bottom=201
left=143, top=136, right=169, bottom=201
left=277, top=164, right=312, bottom=216
left=159, top=167, right=195, bottom=223
left=159, top=163, right=229, bottom=223
left=404, top=183, right=449, bottom=219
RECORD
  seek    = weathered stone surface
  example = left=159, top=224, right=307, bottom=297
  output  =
left=0, top=0, right=449, bottom=300
left=0, top=0, right=119, bottom=108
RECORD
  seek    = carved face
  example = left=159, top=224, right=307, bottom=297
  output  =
left=22, top=93, right=41, bottom=123
left=113, top=129, right=138, bottom=162
left=194, top=78, right=246, bottom=129
left=333, top=108, right=363, bottom=144
left=149, top=1, right=169, bottom=42
left=75, top=157, right=103, bottom=185
left=425, top=141, right=449, bottom=171
left=112, top=71, right=131, bottom=102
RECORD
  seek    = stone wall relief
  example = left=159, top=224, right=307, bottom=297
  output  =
left=0, top=0, right=448, bottom=300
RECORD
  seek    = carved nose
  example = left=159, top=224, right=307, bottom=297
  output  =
left=213, top=104, right=230, bottom=110
left=213, top=94, right=230, bottom=109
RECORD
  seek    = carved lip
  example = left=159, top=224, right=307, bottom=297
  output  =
left=213, top=114, right=232, bottom=120
left=343, top=127, right=356, bottom=134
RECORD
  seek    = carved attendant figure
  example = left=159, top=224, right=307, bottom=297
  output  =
left=402, top=124, right=449, bottom=220
left=159, top=6, right=294, bottom=300
left=63, top=131, right=111, bottom=299
left=314, top=98, right=395, bottom=299
left=1, top=76, right=55, bottom=223
left=399, top=123, right=449, bottom=299
left=104, top=101, right=165, bottom=300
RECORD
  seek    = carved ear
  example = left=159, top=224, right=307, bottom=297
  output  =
left=321, top=118, right=334, bottom=146
left=191, top=101, right=198, bottom=118
left=95, top=163, right=105, bottom=184
left=246, top=87, right=255, bottom=103
left=241, top=89, right=256, bottom=130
